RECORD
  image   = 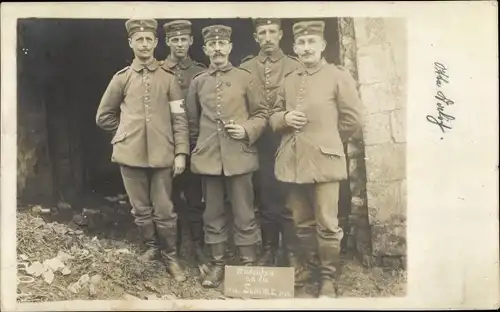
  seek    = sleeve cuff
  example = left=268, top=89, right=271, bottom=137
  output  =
left=175, top=143, right=190, bottom=156
left=270, top=111, right=288, bottom=132
left=240, top=120, right=258, bottom=146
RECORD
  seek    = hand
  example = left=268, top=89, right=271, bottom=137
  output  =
left=173, top=154, right=186, bottom=177
left=224, top=123, right=248, bottom=140
left=284, top=111, right=308, bottom=129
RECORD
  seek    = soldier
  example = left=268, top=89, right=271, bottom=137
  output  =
left=269, top=21, right=363, bottom=297
left=96, top=19, right=189, bottom=282
left=239, top=18, right=300, bottom=267
left=161, top=20, right=208, bottom=273
left=185, top=25, right=267, bottom=288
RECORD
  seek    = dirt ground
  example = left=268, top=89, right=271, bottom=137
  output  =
left=16, top=197, right=406, bottom=303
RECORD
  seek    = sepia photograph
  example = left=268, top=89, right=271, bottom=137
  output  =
left=2, top=1, right=498, bottom=311
left=14, top=14, right=407, bottom=302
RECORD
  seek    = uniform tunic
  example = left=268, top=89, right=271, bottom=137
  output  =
left=96, top=58, right=189, bottom=168
left=162, top=56, right=207, bottom=240
left=185, top=62, right=268, bottom=177
left=162, top=56, right=206, bottom=98
left=269, top=60, right=362, bottom=184
left=239, top=49, right=300, bottom=237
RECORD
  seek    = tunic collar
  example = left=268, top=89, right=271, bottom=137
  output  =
left=298, top=58, right=327, bottom=75
left=131, top=58, right=160, bottom=72
left=164, top=55, right=194, bottom=70
left=207, top=61, right=233, bottom=75
left=257, top=48, right=285, bottom=63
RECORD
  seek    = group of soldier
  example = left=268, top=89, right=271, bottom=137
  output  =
left=96, top=17, right=362, bottom=298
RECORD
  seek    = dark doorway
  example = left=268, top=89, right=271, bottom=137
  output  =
left=17, top=17, right=339, bottom=202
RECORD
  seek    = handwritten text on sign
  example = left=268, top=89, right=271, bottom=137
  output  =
left=224, top=266, right=294, bottom=299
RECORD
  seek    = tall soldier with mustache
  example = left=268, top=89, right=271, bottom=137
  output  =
left=239, top=18, right=300, bottom=268
left=269, top=21, right=362, bottom=297
left=185, top=25, right=268, bottom=288
left=96, top=19, right=189, bottom=283
left=161, top=20, right=209, bottom=275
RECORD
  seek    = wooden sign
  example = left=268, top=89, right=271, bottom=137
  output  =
left=223, top=265, right=294, bottom=299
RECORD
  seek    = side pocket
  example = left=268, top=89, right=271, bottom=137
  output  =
left=111, top=132, right=128, bottom=145
left=318, top=146, right=344, bottom=158
left=241, top=144, right=258, bottom=154
left=192, top=132, right=216, bottom=154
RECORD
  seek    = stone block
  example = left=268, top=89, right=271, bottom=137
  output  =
left=400, top=179, right=407, bottom=207
left=371, top=221, right=407, bottom=256
left=358, top=82, right=398, bottom=114
left=401, top=256, right=407, bottom=270
left=362, top=255, right=373, bottom=267
left=365, top=143, right=406, bottom=182
left=366, top=181, right=404, bottom=224
left=356, top=46, right=395, bottom=85
left=382, top=256, right=402, bottom=269
left=353, top=18, right=387, bottom=48
left=362, top=112, right=392, bottom=146
left=390, top=109, right=406, bottom=143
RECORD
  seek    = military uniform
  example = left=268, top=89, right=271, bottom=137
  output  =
left=239, top=18, right=301, bottom=266
left=162, top=20, right=207, bottom=261
left=96, top=19, right=188, bottom=282
left=185, top=25, right=267, bottom=288
left=269, top=21, right=362, bottom=297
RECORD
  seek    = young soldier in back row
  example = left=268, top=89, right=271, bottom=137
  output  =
left=185, top=25, right=268, bottom=288
left=239, top=18, right=300, bottom=267
left=161, top=20, right=208, bottom=274
left=96, top=19, right=188, bottom=283
left=269, top=21, right=362, bottom=298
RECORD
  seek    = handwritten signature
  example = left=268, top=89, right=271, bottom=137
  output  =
left=426, top=62, right=455, bottom=134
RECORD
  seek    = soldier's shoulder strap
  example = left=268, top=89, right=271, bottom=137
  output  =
left=193, top=61, right=207, bottom=69
left=160, top=67, right=175, bottom=75
left=192, top=70, right=207, bottom=81
left=335, top=64, right=347, bottom=71
left=237, top=67, right=252, bottom=74
left=115, top=66, right=130, bottom=76
left=240, top=54, right=255, bottom=64
left=287, top=54, right=300, bottom=62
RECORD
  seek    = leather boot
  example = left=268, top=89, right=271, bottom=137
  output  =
left=156, top=224, right=187, bottom=283
left=176, top=218, right=183, bottom=256
left=189, top=221, right=209, bottom=277
left=257, top=223, right=279, bottom=266
left=280, top=217, right=299, bottom=267
left=202, top=242, right=226, bottom=288
left=239, top=245, right=257, bottom=266
left=317, top=243, right=340, bottom=298
left=137, top=223, right=160, bottom=262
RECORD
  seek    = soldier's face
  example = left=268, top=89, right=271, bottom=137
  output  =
left=166, top=34, right=193, bottom=59
left=253, top=24, right=283, bottom=53
left=203, top=39, right=232, bottom=66
left=293, top=34, right=326, bottom=66
left=128, top=31, right=158, bottom=60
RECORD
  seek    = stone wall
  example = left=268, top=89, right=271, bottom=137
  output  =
left=353, top=18, right=407, bottom=269
left=338, top=18, right=373, bottom=265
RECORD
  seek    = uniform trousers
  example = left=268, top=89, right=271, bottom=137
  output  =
left=202, top=173, right=260, bottom=246
left=255, top=129, right=296, bottom=248
left=120, top=165, right=177, bottom=229
left=287, top=181, right=344, bottom=276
